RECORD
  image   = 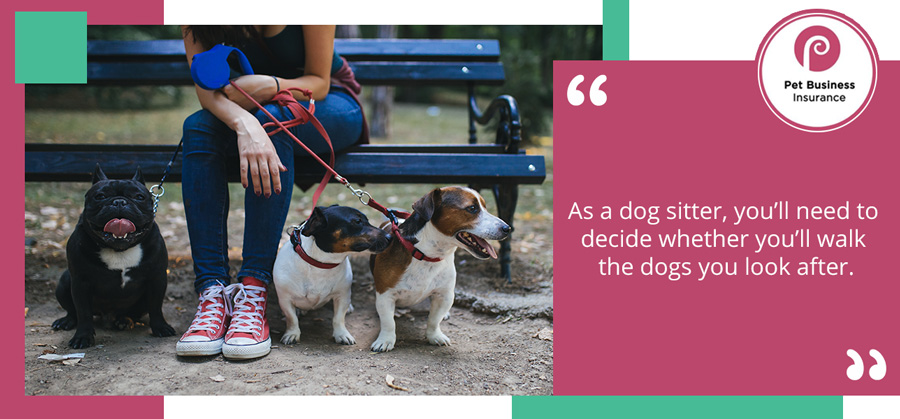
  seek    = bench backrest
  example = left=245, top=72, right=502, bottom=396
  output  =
left=86, top=39, right=505, bottom=86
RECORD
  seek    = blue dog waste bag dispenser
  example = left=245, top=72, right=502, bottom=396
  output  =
left=190, top=44, right=255, bottom=90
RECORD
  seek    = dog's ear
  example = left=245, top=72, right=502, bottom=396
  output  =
left=301, top=207, right=328, bottom=237
left=411, top=188, right=440, bottom=220
left=92, top=164, right=108, bottom=184
left=132, top=167, right=145, bottom=183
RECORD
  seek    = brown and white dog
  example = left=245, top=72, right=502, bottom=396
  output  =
left=369, top=186, right=511, bottom=352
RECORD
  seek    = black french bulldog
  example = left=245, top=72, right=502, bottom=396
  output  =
left=52, top=165, right=176, bottom=348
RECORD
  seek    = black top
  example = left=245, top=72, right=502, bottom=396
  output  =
left=231, top=25, right=342, bottom=78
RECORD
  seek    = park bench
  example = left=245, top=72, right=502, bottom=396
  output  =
left=24, top=38, right=547, bottom=281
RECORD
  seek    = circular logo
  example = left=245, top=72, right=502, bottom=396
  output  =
left=757, top=10, right=878, bottom=132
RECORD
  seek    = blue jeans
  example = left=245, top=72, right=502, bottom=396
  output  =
left=181, top=89, right=363, bottom=293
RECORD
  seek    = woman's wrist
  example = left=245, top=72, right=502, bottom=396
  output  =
left=229, top=112, right=259, bottom=136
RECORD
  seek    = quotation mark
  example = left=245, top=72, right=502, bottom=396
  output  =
left=846, top=349, right=886, bottom=381
left=567, top=74, right=607, bottom=106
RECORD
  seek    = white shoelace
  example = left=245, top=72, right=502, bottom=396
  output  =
left=224, top=283, right=267, bottom=336
left=186, top=285, right=227, bottom=333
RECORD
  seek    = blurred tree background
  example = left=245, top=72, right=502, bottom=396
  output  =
left=383, top=26, right=602, bottom=139
left=27, top=25, right=601, bottom=141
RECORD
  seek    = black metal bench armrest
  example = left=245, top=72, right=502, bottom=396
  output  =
left=467, top=93, right=522, bottom=154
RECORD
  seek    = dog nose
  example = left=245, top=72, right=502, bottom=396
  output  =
left=501, top=224, right=512, bottom=234
left=112, top=198, right=127, bottom=207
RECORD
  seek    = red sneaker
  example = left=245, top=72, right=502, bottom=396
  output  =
left=176, top=284, right=229, bottom=356
left=222, top=277, right=270, bottom=360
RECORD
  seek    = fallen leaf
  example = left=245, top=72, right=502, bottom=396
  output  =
left=210, top=375, right=226, bottom=382
left=385, top=374, right=410, bottom=391
left=245, top=380, right=260, bottom=383
left=532, top=327, right=553, bottom=341
left=33, top=343, right=47, bottom=347
left=62, top=359, right=81, bottom=366
left=24, top=307, right=29, bottom=318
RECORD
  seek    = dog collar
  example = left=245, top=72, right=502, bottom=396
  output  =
left=390, top=223, right=442, bottom=263
left=290, top=227, right=340, bottom=270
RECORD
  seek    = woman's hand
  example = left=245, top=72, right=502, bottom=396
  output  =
left=234, top=115, right=287, bottom=197
left=222, top=75, right=280, bottom=111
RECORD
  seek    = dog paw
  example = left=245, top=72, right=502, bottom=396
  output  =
left=114, top=316, right=135, bottom=331
left=347, top=304, right=355, bottom=313
left=150, top=322, right=176, bottom=337
left=333, top=330, right=356, bottom=345
left=69, top=330, right=95, bottom=349
left=52, top=316, right=77, bottom=331
left=370, top=336, right=395, bottom=352
left=427, top=332, right=451, bottom=346
left=281, top=330, right=301, bottom=345
left=443, top=312, right=450, bottom=320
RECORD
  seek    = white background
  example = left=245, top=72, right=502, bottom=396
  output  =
left=631, top=0, right=900, bottom=60
left=163, top=0, right=604, bottom=25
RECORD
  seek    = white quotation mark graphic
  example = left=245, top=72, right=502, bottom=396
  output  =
left=567, top=74, right=607, bottom=106
left=869, top=349, right=887, bottom=380
left=846, top=349, right=886, bottom=381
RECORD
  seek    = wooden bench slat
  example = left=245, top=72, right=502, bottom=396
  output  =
left=87, top=39, right=501, bottom=62
left=347, top=144, right=510, bottom=154
left=337, top=39, right=500, bottom=61
left=351, top=62, right=505, bottom=85
left=25, top=143, right=510, bottom=154
left=299, top=153, right=544, bottom=184
left=25, top=151, right=546, bottom=185
left=86, top=61, right=505, bottom=86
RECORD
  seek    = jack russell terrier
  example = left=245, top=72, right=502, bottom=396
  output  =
left=369, top=186, right=510, bottom=352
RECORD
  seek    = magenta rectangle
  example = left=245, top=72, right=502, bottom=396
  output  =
left=553, top=61, right=900, bottom=395
left=12, top=0, right=165, bottom=417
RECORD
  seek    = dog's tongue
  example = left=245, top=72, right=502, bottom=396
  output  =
left=103, top=219, right=136, bottom=237
left=472, top=235, right=498, bottom=259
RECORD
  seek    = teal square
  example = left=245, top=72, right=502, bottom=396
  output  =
left=15, top=11, right=87, bottom=84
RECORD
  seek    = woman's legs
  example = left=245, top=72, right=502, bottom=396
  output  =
left=177, top=109, right=235, bottom=356
left=181, top=109, right=234, bottom=294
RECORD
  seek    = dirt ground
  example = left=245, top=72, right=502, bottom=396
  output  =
left=24, top=240, right=553, bottom=396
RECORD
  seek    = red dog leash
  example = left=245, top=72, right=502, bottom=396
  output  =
left=230, top=82, right=441, bottom=262
left=365, top=197, right=441, bottom=262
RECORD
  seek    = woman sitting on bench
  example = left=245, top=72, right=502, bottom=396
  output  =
left=175, top=25, right=366, bottom=360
